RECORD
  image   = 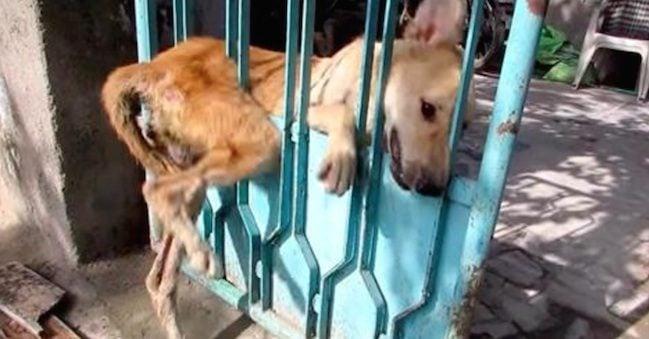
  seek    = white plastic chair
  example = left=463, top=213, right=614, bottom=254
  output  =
left=573, top=0, right=649, bottom=101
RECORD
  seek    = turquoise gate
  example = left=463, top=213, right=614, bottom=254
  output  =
left=135, top=0, right=547, bottom=337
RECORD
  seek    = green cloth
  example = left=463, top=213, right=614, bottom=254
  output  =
left=534, top=25, right=596, bottom=85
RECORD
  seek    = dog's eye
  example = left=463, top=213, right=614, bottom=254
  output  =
left=421, top=100, right=437, bottom=121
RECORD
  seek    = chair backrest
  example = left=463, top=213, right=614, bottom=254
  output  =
left=599, top=0, right=649, bottom=40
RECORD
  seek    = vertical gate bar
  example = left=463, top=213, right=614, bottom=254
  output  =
left=292, top=0, right=320, bottom=335
left=172, top=0, right=185, bottom=44
left=361, top=0, right=398, bottom=274
left=357, top=0, right=400, bottom=335
left=455, top=0, right=547, bottom=332
left=353, top=0, right=381, bottom=132
left=316, top=0, right=382, bottom=337
left=260, top=0, right=300, bottom=310
left=232, top=0, right=261, bottom=305
left=173, top=0, right=194, bottom=43
left=235, top=0, right=251, bottom=202
left=237, top=0, right=250, bottom=90
left=212, top=208, right=226, bottom=281
left=135, top=0, right=158, bottom=61
left=185, top=0, right=194, bottom=39
left=135, top=0, right=159, bottom=244
left=449, top=0, right=483, bottom=166
left=292, top=0, right=314, bottom=246
left=225, top=0, right=239, bottom=58
left=201, top=200, right=214, bottom=240
left=391, top=0, right=485, bottom=335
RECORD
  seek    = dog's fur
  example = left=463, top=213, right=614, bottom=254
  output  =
left=101, top=0, right=472, bottom=337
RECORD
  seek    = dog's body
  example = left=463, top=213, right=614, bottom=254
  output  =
left=102, top=1, right=472, bottom=337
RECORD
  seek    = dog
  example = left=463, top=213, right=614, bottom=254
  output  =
left=101, top=0, right=472, bottom=337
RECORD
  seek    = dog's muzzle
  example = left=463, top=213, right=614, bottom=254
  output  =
left=386, top=128, right=446, bottom=197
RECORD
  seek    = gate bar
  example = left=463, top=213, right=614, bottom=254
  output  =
left=236, top=0, right=250, bottom=89
left=316, top=0, right=383, bottom=336
left=292, top=0, right=321, bottom=335
left=392, top=0, right=485, bottom=335
left=135, top=0, right=159, bottom=244
left=172, top=0, right=194, bottom=44
left=231, top=0, right=262, bottom=305
left=357, top=0, right=401, bottom=335
left=456, top=0, right=548, bottom=322
left=259, top=0, right=301, bottom=310
left=449, top=0, right=482, bottom=163
left=225, top=0, right=239, bottom=58
left=261, top=0, right=300, bottom=310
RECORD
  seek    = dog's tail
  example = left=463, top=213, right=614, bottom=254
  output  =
left=102, top=63, right=175, bottom=175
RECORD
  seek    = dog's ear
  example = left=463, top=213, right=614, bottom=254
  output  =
left=402, top=0, right=466, bottom=46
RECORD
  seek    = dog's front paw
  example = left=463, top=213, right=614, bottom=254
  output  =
left=318, top=137, right=356, bottom=196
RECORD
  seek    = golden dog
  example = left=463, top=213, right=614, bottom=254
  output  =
left=101, top=0, right=472, bottom=336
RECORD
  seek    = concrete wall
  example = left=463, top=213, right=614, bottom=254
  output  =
left=545, top=0, right=599, bottom=48
left=0, top=0, right=146, bottom=264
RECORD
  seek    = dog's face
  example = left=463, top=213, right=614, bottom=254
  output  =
left=382, top=0, right=470, bottom=196
left=383, top=43, right=463, bottom=196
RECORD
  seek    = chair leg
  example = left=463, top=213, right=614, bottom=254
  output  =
left=639, top=52, right=649, bottom=101
left=574, top=45, right=598, bottom=89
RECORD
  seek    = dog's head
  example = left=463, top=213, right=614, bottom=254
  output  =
left=383, top=0, right=473, bottom=196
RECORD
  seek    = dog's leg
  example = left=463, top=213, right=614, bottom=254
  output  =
left=144, top=173, right=220, bottom=278
left=307, top=103, right=357, bottom=195
left=146, top=233, right=183, bottom=339
left=143, top=122, right=279, bottom=276
left=157, top=235, right=183, bottom=339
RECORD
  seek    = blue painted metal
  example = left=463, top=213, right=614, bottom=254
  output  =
left=259, top=0, right=300, bottom=311
left=135, top=0, right=157, bottom=61
left=453, top=0, right=548, bottom=336
left=231, top=0, right=262, bottom=306
left=357, top=0, right=400, bottom=335
left=450, top=0, right=484, bottom=160
left=315, top=0, right=382, bottom=337
left=172, top=0, right=193, bottom=43
left=286, top=0, right=320, bottom=335
left=236, top=0, right=250, bottom=89
left=135, top=0, right=546, bottom=336
left=390, top=0, right=485, bottom=336
left=135, top=0, right=159, bottom=244
left=225, top=0, right=238, bottom=58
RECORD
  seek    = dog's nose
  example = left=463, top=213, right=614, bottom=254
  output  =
left=414, top=181, right=444, bottom=197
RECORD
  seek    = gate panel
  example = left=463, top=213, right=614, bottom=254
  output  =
left=134, top=0, right=549, bottom=337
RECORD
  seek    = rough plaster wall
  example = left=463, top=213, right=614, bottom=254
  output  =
left=0, top=0, right=76, bottom=263
left=0, top=0, right=147, bottom=263
left=39, top=0, right=147, bottom=261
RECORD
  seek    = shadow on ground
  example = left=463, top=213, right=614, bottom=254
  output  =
left=459, top=76, right=649, bottom=338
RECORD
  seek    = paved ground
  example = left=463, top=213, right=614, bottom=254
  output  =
left=460, top=76, right=649, bottom=338
left=1, top=76, right=647, bottom=338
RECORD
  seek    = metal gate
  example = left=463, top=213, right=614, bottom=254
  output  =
left=134, top=0, right=547, bottom=337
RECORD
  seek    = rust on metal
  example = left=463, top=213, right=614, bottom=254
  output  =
left=527, top=0, right=548, bottom=16
left=451, top=267, right=485, bottom=338
left=497, top=119, right=519, bottom=136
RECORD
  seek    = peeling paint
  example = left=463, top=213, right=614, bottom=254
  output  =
left=452, top=267, right=484, bottom=338
left=497, top=119, right=519, bottom=136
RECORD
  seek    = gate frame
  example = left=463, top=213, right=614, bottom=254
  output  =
left=133, top=0, right=549, bottom=337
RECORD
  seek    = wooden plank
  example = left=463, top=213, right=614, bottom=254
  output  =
left=0, top=262, right=65, bottom=336
left=41, top=315, right=81, bottom=339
